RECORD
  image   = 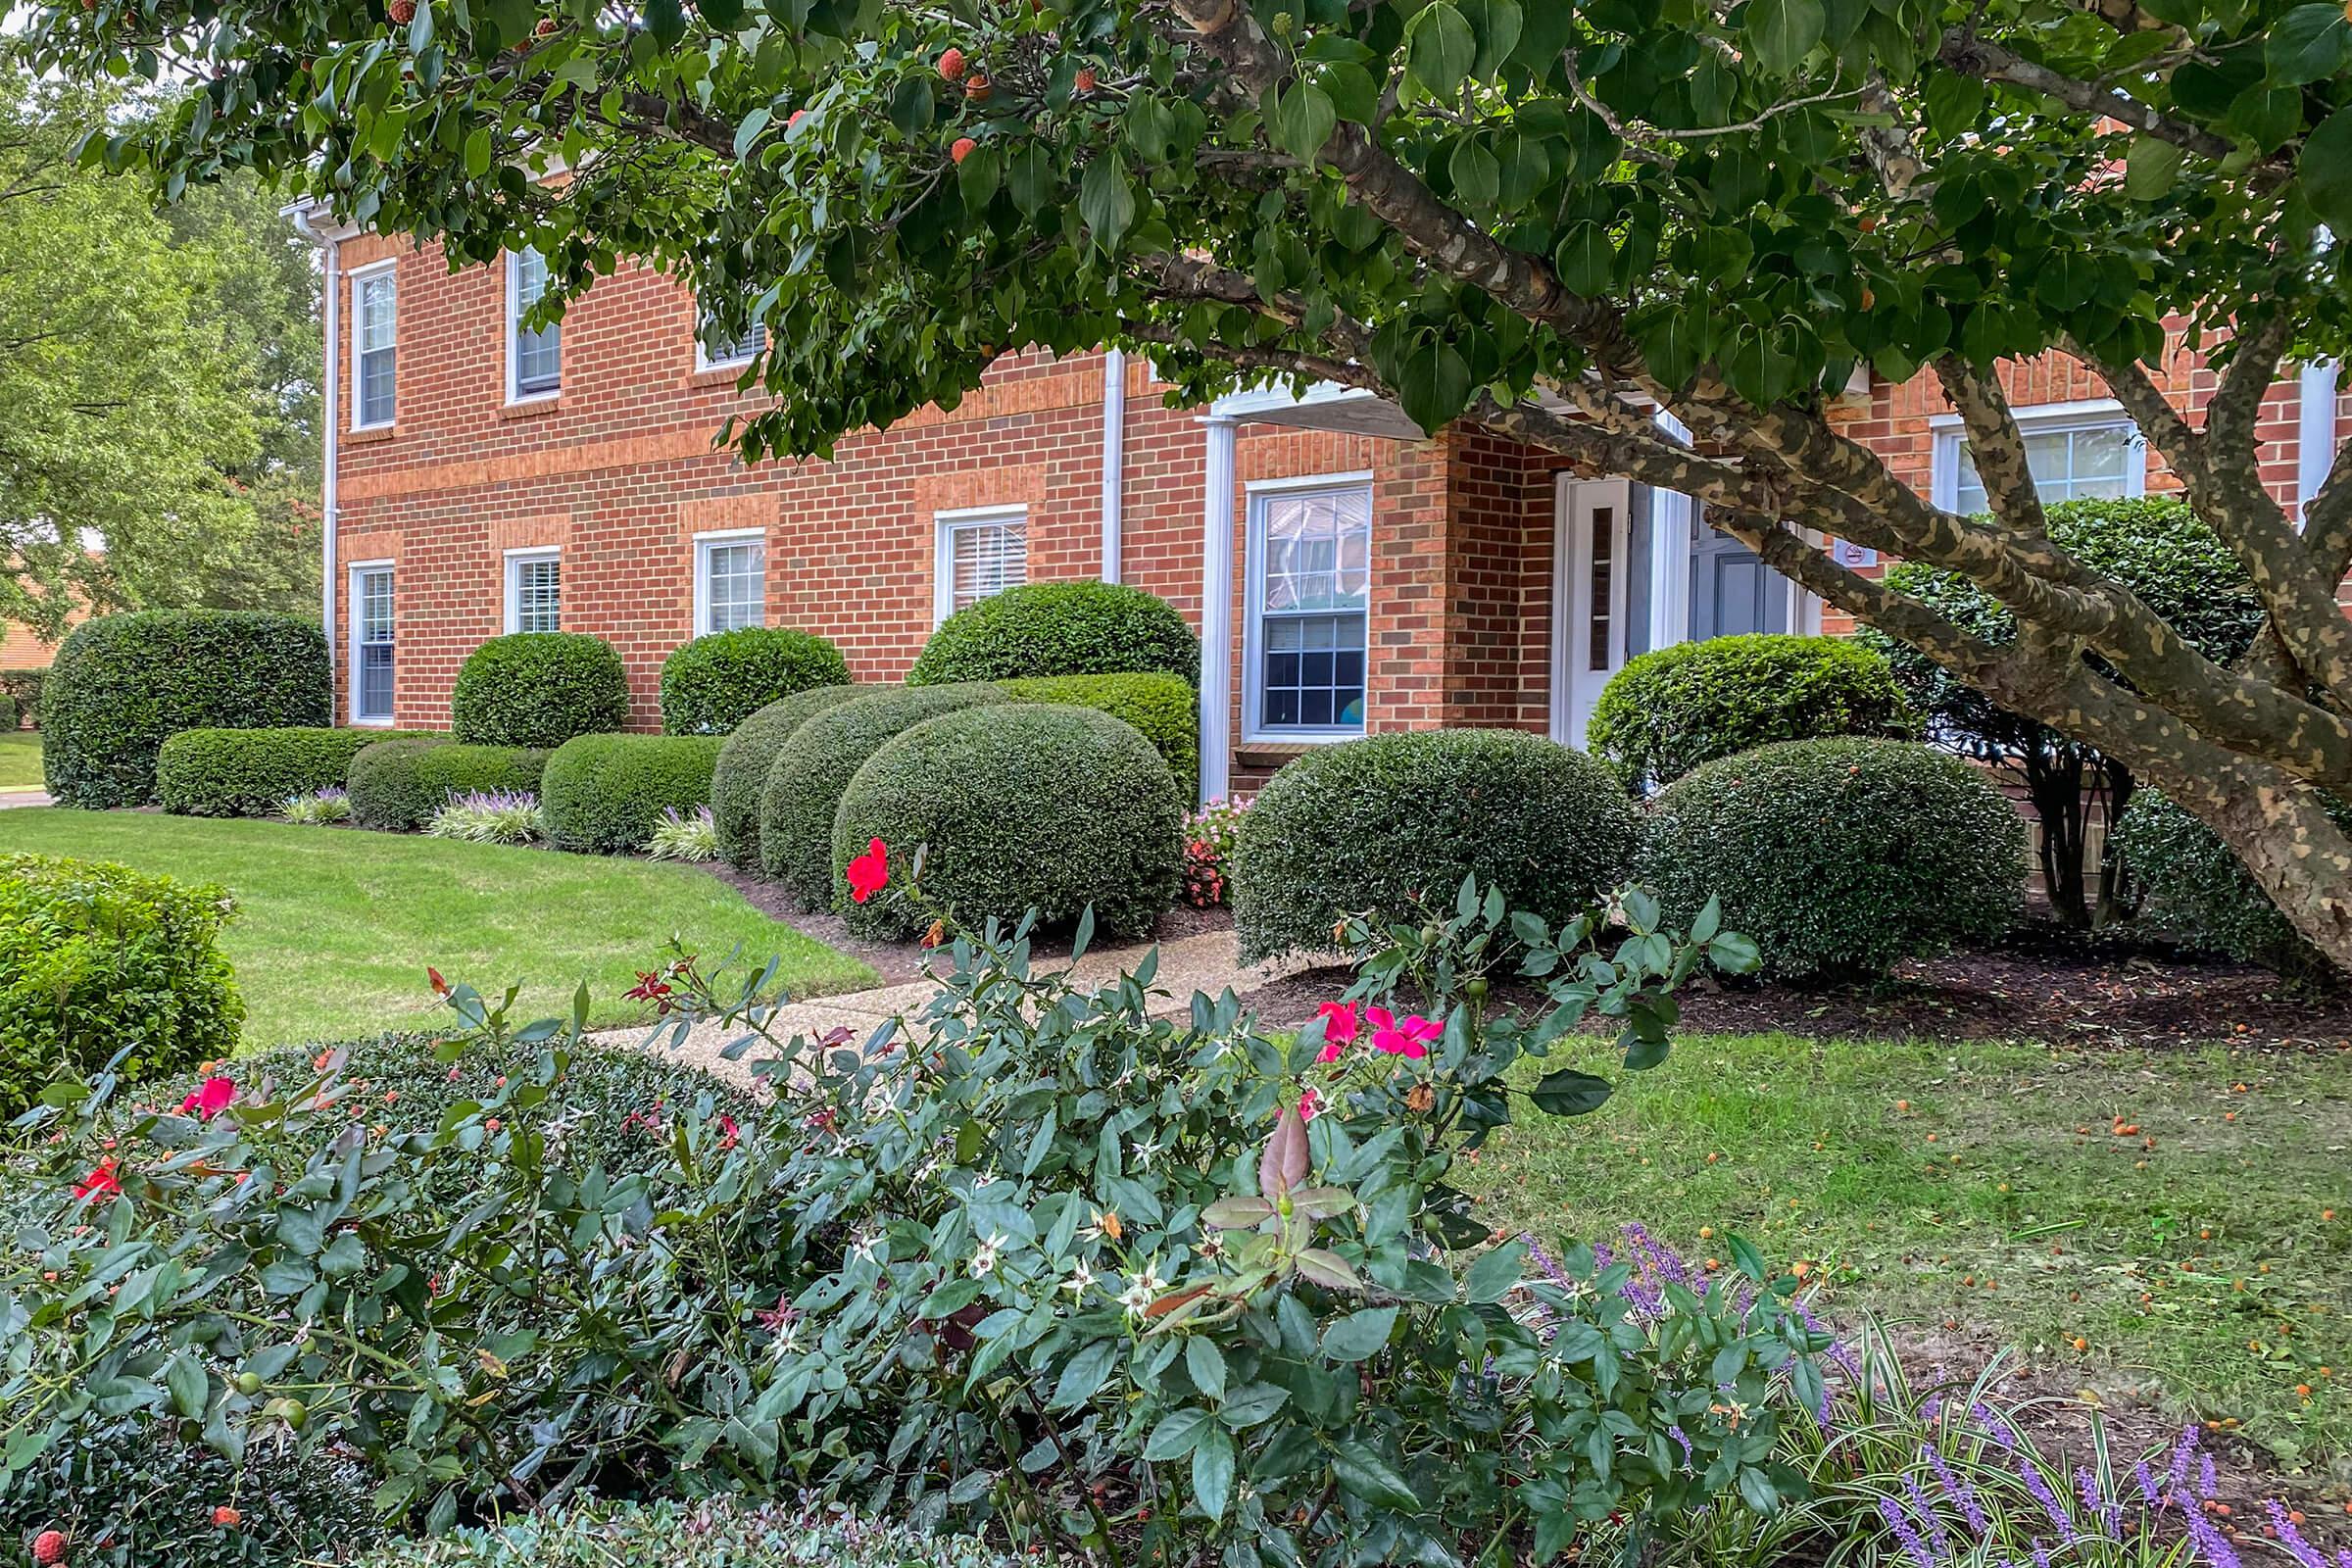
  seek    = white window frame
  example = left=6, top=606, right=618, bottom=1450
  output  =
left=348, top=560, right=397, bottom=727
left=694, top=293, right=768, bottom=372
left=506, top=248, right=561, bottom=404
left=932, top=504, right=1030, bottom=623
left=692, top=527, right=767, bottom=636
left=503, top=547, right=562, bottom=634
left=1930, top=398, right=2146, bottom=513
left=1242, top=471, right=1374, bottom=745
left=349, top=260, right=398, bottom=431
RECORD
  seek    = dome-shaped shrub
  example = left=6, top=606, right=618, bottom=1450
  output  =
left=42, top=610, right=330, bottom=808
left=661, top=627, right=852, bottom=736
left=710, top=685, right=870, bottom=869
left=2115, top=788, right=2348, bottom=981
left=996, top=672, right=1198, bottom=784
left=346, top=738, right=551, bottom=831
left=906, top=582, right=1199, bottom=687
left=451, top=632, right=632, bottom=748
left=758, top=684, right=1009, bottom=907
left=834, top=704, right=1184, bottom=939
left=541, top=734, right=721, bottom=855
left=1586, top=634, right=1917, bottom=791
left=1639, top=737, right=2024, bottom=981
left=1231, top=729, right=1642, bottom=963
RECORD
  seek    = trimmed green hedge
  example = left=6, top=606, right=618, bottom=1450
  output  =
left=759, top=683, right=1010, bottom=906
left=999, top=671, right=1198, bottom=785
left=347, top=739, right=549, bottom=831
left=542, top=733, right=721, bottom=855
left=710, top=685, right=870, bottom=870
left=0, top=665, right=44, bottom=728
left=450, top=632, right=631, bottom=748
left=1231, top=729, right=1642, bottom=963
left=0, top=854, right=243, bottom=1119
left=1586, top=634, right=1918, bottom=790
left=2115, top=788, right=2349, bottom=980
left=835, top=703, right=1184, bottom=939
left=907, top=581, right=1200, bottom=687
left=156, top=726, right=438, bottom=817
left=660, top=627, right=851, bottom=736
left=41, top=611, right=330, bottom=808
left=357, top=1497, right=1021, bottom=1568
left=1639, top=737, right=2025, bottom=981
left=0, top=694, right=16, bottom=732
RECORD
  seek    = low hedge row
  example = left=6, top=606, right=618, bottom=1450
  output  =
left=837, top=703, right=1185, bottom=938
left=661, top=627, right=850, bottom=736
left=156, top=726, right=438, bottom=817
left=998, top=671, right=1198, bottom=785
left=0, top=854, right=243, bottom=1120
left=542, top=733, right=721, bottom=854
left=451, top=632, right=632, bottom=749
left=357, top=1498, right=1021, bottom=1568
left=42, top=611, right=330, bottom=808
left=347, top=739, right=551, bottom=831
left=710, top=685, right=870, bottom=869
left=0, top=665, right=43, bottom=727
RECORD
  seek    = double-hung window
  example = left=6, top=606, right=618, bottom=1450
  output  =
left=505, top=549, right=561, bottom=633
left=934, top=507, right=1028, bottom=621
left=695, top=531, right=766, bottom=634
left=350, top=564, right=396, bottom=724
left=1247, top=479, right=1371, bottom=738
left=696, top=291, right=768, bottom=370
left=508, top=248, right=561, bottom=401
left=352, top=266, right=396, bottom=428
left=1934, top=401, right=2144, bottom=514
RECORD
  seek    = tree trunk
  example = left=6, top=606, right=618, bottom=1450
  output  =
left=2092, top=760, right=2138, bottom=928
left=2132, top=753, right=2352, bottom=970
left=2020, top=749, right=2091, bottom=928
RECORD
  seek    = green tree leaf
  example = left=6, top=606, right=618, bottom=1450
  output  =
left=2269, top=4, right=2352, bottom=85
left=1406, top=3, right=1477, bottom=99
left=1270, top=81, right=1337, bottom=162
left=1078, top=153, right=1137, bottom=248
left=2300, top=107, right=2352, bottom=230
left=1747, top=0, right=1824, bottom=75
left=1321, top=1304, right=1398, bottom=1362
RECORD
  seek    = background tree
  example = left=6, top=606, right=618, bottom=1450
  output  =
left=1862, top=497, right=2267, bottom=929
left=21, top=0, right=2352, bottom=961
left=0, top=67, right=318, bottom=641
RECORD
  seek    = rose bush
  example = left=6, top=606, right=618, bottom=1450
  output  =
left=1, top=871, right=1818, bottom=1568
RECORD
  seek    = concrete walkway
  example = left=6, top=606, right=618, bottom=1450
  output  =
left=597, top=927, right=1311, bottom=1091
left=0, top=790, right=49, bottom=809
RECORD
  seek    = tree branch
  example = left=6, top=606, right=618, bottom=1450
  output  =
left=1935, top=27, right=2236, bottom=162
left=1932, top=355, right=2049, bottom=536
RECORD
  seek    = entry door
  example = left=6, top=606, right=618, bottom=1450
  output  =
left=1552, top=476, right=1632, bottom=749
left=1690, top=517, right=1790, bottom=640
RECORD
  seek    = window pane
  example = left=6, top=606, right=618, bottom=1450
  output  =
left=949, top=517, right=1028, bottom=612
left=1257, top=611, right=1367, bottom=733
left=1953, top=420, right=2137, bottom=513
left=513, top=250, right=560, bottom=396
left=355, top=568, right=395, bottom=720
left=358, top=348, right=396, bottom=427
left=513, top=556, right=561, bottom=633
left=698, top=292, right=769, bottom=365
left=1261, top=487, right=1371, bottom=613
left=703, top=540, right=765, bottom=632
left=355, top=273, right=397, bottom=426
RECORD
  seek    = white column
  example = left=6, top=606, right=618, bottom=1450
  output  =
left=2300, top=359, right=2339, bottom=525
left=1101, top=349, right=1126, bottom=581
left=1646, top=410, right=1693, bottom=651
left=1199, top=414, right=1239, bottom=806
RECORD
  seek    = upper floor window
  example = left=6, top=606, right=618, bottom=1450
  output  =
left=352, top=266, right=396, bottom=429
left=695, top=530, right=766, bottom=634
left=934, top=506, right=1028, bottom=621
left=508, top=248, right=561, bottom=401
left=505, top=549, right=561, bottom=634
left=696, top=292, right=768, bottom=370
left=1247, top=478, right=1371, bottom=738
left=1934, top=401, right=2144, bottom=514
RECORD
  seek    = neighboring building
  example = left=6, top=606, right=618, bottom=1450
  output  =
left=287, top=209, right=2348, bottom=802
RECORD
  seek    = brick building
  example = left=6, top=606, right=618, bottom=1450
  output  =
left=287, top=206, right=2348, bottom=803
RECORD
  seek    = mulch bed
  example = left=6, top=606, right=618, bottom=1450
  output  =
left=1234, top=921, right=2352, bottom=1054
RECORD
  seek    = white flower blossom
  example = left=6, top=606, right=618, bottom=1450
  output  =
left=970, top=1231, right=1007, bottom=1277
left=1062, top=1260, right=1098, bottom=1299
left=1118, top=1261, right=1167, bottom=1317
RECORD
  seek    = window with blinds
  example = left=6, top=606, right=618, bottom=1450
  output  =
left=353, top=270, right=396, bottom=428
left=353, top=566, right=396, bottom=722
left=938, top=511, right=1028, bottom=618
left=697, top=293, right=769, bottom=368
left=507, top=552, right=560, bottom=633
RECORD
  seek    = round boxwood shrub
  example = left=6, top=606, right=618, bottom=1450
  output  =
left=1586, top=634, right=1918, bottom=792
left=907, top=581, right=1200, bottom=687
left=0, top=693, right=16, bottom=732
left=710, top=685, right=871, bottom=870
left=1231, top=729, right=1642, bottom=963
left=998, top=671, right=1198, bottom=785
left=1639, top=737, right=2025, bottom=982
left=346, top=738, right=550, bottom=831
left=661, top=627, right=852, bottom=736
left=156, top=725, right=437, bottom=817
left=42, top=610, right=330, bottom=808
left=450, top=632, right=631, bottom=748
left=541, top=733, right=721, bottom=855
left=759, top=683, right=1010, bottom=907
left=834, top=704, right=1184, bottom=939
left=2114, top=788, right=2349, bottom=981
left=0, top=854, right=243, bottom=1120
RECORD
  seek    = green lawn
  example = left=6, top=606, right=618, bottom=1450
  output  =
left=1461, top=1032, right=2352, bottom=1470
left=0, top=730, right=40, bottom=791
left=3, top=808, right=877, bottom=1046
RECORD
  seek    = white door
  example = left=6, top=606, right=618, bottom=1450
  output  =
left=1551, top=476, right=1632, bottom=749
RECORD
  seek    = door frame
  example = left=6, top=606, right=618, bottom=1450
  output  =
left=1548, top=474, right=1632, bottom=747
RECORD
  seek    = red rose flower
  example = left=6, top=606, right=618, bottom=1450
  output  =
left=179, top=1076, right=235, bottom=1120
left=74, top=1160, right=122, bottom=1200
left=846, top=838, right=889, bottom=904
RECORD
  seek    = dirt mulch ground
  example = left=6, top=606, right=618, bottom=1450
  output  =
left=1234, top=922, right=2352, bottom=1053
